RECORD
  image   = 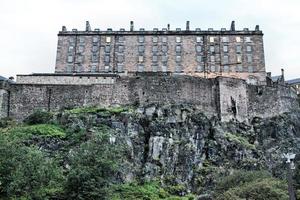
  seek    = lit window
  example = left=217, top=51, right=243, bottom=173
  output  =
left=196, top=37, right=203, bottom=43
left=152, top=37, right=158, bottom=43
left=196, top=56, right=202, bottom=62
left=92, top=37, right=98, bottom=43
left=222, top=37, right=229, bottom=43
left=106, top=36, right=111, bottom=43
left=176, top=55, right=181, bottom=62
left=92, top=45, right=98, bottom=52
left=105, top=55, right=110, bottom=63
left=67, top=55, right=73, bottom=63
left=68, top=46, right=74, bottom=52
left=209, top=37, right=215, bottom=43
left=138, top=36, right=144, bottom=43
left=236, top=36, right=241, bottom=42
left=210, top=46, right=215, bottom=53
left=176, top=45, right=181, bottom=53
left=152, top=55, right=158, bottom=62
left=245, top=37, right=251, bottom=43
left=237, top=55, right=242, bottom=63
left=118, top=45, right=124, bottom=53
left=247, top=54, right=252, bottom=63
left=196, top=45, right=202, bottom=53
left=223, top=55, right=229, bottom=64
left=79, top=45, right=84, bottom=53
left=138, top=45, right=145, bottom=53
left=246, top=46, right=252, bottom=52
left=236, top=45, right=242, bottom=53
left=152, top=46, right=158, bottom=52
left=138, top=56, right=144, bottom=63
left=176, top=36, right=181, bottom=43
left=162, top=45, right=168, bottom=52
left=223, top=45, right=228, bottom=53
left=105, top=45, right=111, bottom=53
left=162, top=37, right=167, bottom=43
left=210, top=55, right=215, bottom=62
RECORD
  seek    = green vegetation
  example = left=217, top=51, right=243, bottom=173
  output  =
left=24, top=110, right=53, bottom=125
left=224, top=132, right=255, bottom=149
left=8, top=124, right=66, bottom=138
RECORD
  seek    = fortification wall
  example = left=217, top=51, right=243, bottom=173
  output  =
left=0, top=89, right=8, bottom=119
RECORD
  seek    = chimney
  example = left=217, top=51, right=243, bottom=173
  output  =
left=281, top=68, right=285, bottom=80
left=167, top=24, right=170, bottom=31
left=255, top=25, right=260, bottom=31
left=62, top=26, right=67, bottom=32
left=130, top=21, right=134, bottom=31
left=186, top=21, right=190, bottom=31
left=86, top=21, right=91, bottom=31
left=230, top=21, right=235, bottom=31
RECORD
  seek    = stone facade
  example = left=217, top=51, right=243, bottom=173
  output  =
left=55, top=21, right=266, bottom=85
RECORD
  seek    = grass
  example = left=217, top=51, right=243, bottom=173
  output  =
left=224, top=132, right=255, bottom=150
left=7, top=124, right=66, bottom=138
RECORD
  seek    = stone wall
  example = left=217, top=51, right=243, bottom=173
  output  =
left=1, top=75, right=298, bottom=122
left=0, top=89, right=8, bottom=119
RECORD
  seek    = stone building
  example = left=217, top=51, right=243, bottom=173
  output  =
left=55, top=21, right=266, bottom=85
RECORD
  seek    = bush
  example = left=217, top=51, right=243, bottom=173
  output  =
left=9, top=124, right=66, bottom=138
left=24, top=110, right=53, bottom=125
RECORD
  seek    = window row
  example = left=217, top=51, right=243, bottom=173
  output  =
left=196, top=65, right=254, bottom=73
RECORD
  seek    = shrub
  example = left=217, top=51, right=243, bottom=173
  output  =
left=24, top=110, right=53, bottom=125
left=9, top=124, right=66, bottom=138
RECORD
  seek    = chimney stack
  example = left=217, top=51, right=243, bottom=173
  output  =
left=167, top=24, right=170, bottom=31
left=255, top=25, right=260, bottom=31
left=86, top=21, right=91, bottom=31
left=62, top=26, right=67, bottom=32
left=230, top=21, right=235, bottom=31
left=186, top=21, right=190, bottom=31
left=130, top=21, right=134, bottom=31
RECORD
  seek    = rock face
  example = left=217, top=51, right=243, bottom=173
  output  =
left=55, top=104, right=300, bottom=193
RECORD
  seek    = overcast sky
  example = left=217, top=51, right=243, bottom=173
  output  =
left=0, top=0, right=299, bottom=80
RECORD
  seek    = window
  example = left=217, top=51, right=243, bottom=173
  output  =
left=77, top=55, right=83, bottom=62
left=68, top=46, right=74, bottom=52
left=104, top=65, right=111, bottom=72
left=162, top=45, right=168, bottom=52
left=152, top=46, right=158, bottom=52
left=105, top=55, right=110, bottom=63
left=223, top=65, right=229, bottom=72
left=152, top=65, right=158, bottom=72
left=92, top=54, right=98, bottom=63
left=237, top=55, right=242, bottom=63
left=237, top=64, right=243, bottom=72
left=196, top=45, right=202, bottom=53
left=138, top=36, right=144, bottom=43
left=79, top=37, right=85, bottom=43
left=211, top=65, right=215, bottom=72
left=66, top=65, right=73, bottom=72
left=196, top=56, right=202, bottom=62
left=152, top=55, right=158, bottom=62
left=67, top=55, right=73, bottom=63
left=236, top=45, right=242, bottom=53
left=162, top=65, right=167, bottom=72
left=210, top=45, right=215, bottom=53
left=162, top=36, right=167, bottom=43
left=138, top=45, right=145, bottom=53
left=152, top=37, right=158, bottom=43
left=176, top=55, right=181, bottom=62
left=138, top=64, right=144, bottom=72
left=222, top=37, right=229, bottom=43
left=105, top=45, right=111, bottom=53
left=162, top=55, right=167, bottom=62
left=176, top=45, right=181, bottom=53
left=248, top=66, right=254, bottom=73
left=245, top=37, right=251, bottom=43
left=117, top=55, right=124, bottom=63
left=69, top=37, right=74, bottom=43
left=106, top=36, right=111, bottom=43
left=223, top=55, right=229, bottom=64
left=91, top=65, right=97, bottom=72
left=118, top=45, right=124, bottom=53
left=92, top=37, right=98, bottom=43
left=209, top=36, right=215, bottom=43
left=176, top=36, right=181, bottom=43
left=210, top=55, right=215, bottom=62
left=138, top=56, right=144, bottom=63
left=76, top=65, right=83, bottom=72
left=247, top=54, right=252, bottom=63
left=196, top=37, right=203, bottom=43
left=92, top=45, right=98, bottom=52
left=236, top=36, right=241, bottom=42
left=246, top=46, right=252, bottom=52
left=175, top=66, right=182, bottom=73
left=223, top=45, right=228, bottom=53
left=79, top=45, right=84, bottom=53
left=117, top=64, right=123, bottom=72
left=118, top=36, right=124, bottom=43
left=196, top=65, right=203, bottom=72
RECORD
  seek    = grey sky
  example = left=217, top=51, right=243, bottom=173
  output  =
left=0, top=0, right=299, bottom=80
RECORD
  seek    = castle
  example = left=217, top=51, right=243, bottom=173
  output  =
left=0, top=21, right=298, bottom=122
